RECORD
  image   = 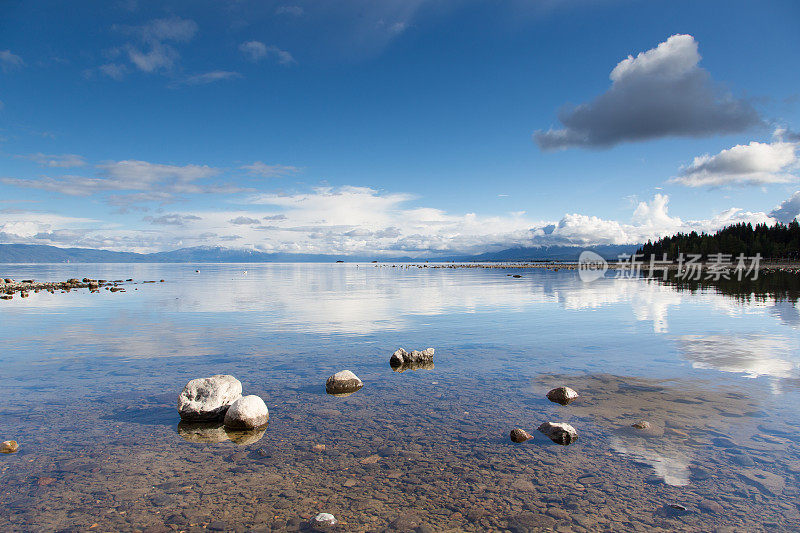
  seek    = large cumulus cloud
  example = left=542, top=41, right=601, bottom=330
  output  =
left=534, top=35, right=761, bottom=150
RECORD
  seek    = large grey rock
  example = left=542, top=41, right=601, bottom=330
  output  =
left=538, top=422, right=578, bottom=445
left=325, top=370, right=363, bottom=396
left=224, top=395, right=269, bottom=429
left=390, top=348, right=434, bottom=368
left=178, top=374, right=242, bottom=421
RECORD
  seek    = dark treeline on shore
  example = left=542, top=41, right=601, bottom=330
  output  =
left=638, top=221, right=800, bottom=260
left=659, top=270, right=800, bottom=304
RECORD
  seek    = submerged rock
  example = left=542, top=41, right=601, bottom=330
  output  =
left=537, top=422, right=578, bottom=445
left=325, top=370, right=363, bottom=396
left=509, top=428, right=533, bottom=443
left=178, top=374, right=242, bottom=421
left=177, top=422, right=229, bottom=443
left=312, top=513, right=337, bottom=526
left=224, top=395, right=269, bottom=429
left=1, top=440, right=19, bottom=453
left=546, top=386, right=579, bottom=405
left=390, top=348, right=434, bottom=368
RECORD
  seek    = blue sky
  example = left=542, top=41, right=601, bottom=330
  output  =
left=1, top=0, right=799, bottom=255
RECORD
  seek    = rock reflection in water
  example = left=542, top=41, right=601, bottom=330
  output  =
left=390, top=360, right=435, bottom=372
left=177, top=421, right=267, bottom=445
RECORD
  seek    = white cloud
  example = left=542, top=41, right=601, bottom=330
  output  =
left=121, top=17, right=198, bottom=74
left=239, top=41, right=295, bottom=65
left=769, top=191, right=800, bottom=223
left=0, top=184, right=783, bottom=254
left=21, top=153, right=87, bottom=168
left=671, top=140, right=799, bottom=187
left=99, top=63, right=128, bottom=80
left=0, top=50, right=24, bottom=72
left=534, top=35, right=761, bottom=150
left=178, top=70, right=241, bottom=86
left=1, top=159, right=232, bottom=205
left=229, top=216, right=261, bottom=225
left=143, top=213, right=202, bottom=226
left=240, top=161, right=300, bottom=177
left=275, top=5, right=304, bottom=16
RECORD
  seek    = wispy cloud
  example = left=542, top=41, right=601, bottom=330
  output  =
left=275, top=5, right=304, bottom=16
left=117, top=17, right=198, bottom=74
left=0, top=50, right=24, bottom=72
left=143, top=213, right=202, bottom=226
left=239, top=41, right=295, bottom=65
left=19, top=153, right=87, bottom=168
left=176, top=70, right=242, bottom=86
left=1, top=159, right=242, bottom=206
left=240, top=161, right=300, bottom=177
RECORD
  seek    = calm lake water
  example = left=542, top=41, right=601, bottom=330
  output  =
left=1, top=263, right=799, bottom=532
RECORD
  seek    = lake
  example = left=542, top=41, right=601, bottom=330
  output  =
left=1, top=263, right=799, bottom=532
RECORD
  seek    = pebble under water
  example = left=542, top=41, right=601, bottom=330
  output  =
left=1, top=263, right=799, bottom=532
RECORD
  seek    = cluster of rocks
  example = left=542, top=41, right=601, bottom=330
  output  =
left=510, top=386, right=580, bottom=446
left=0, top=277, right=164, bottom=300
left=389, top=347, right=435, bottom=372
left=177, top=375, right=269, bottom=445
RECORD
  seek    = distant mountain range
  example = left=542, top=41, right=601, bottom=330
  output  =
left=0, top=243, right=639, bottom=263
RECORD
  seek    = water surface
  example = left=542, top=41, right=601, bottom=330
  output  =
left=1, top=263, right=799, bottom=532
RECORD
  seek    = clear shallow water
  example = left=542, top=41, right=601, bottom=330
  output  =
left=0, top=263, right=799, bottom=532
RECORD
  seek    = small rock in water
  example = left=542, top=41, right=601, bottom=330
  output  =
left=1, top=440, right=19, bottom=453
left=390, top=348, right=434, bottom=368
left=631, top=420, right=651, bottom=430
left=537, top=422, right=578, bottom=445
left=312, top=513, right=337, bottom=526
left=546, top=386, right=579, bottom=405
left=325, top=370, right=363, bottom=396
left=509, top=428, right=533, bottom=443
left=178, top=374, right=242, bottom=421
left=313, top=444, right=327, bottom=452
left=223, top=395, right=269, bottom=429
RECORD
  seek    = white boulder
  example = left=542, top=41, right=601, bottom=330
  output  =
left=224, top=395, right=269, bottom=429
left=325, top=370, right=363, bottom=396
left=178, top=374, right=242, bottom=421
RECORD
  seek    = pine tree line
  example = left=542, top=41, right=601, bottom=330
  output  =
left=637, top=221, right=800, bottom=260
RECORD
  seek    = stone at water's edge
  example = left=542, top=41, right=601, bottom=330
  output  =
left=546, top=386, right=579, bottom=405
left=178, top=374, right=242, bottom=421
left=631, top=420, right=652, bottom=430
left=325, top=370, right=363, bottom=396
left=538, top=422, right=578, bottom=445
left=1, top=440, right=19, bottom=453
left=390, top=347, right=435, bottom=368
left=509, top=428, right=533, bottom=443
left=224, top=395, right=269, bottom=429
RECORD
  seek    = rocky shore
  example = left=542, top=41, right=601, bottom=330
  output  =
left=0, top=277, right=164, bottom=300
left=374, top=261, right=800, bottom=273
